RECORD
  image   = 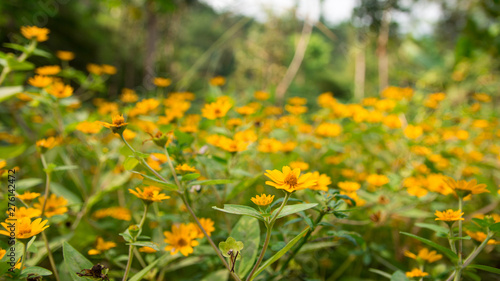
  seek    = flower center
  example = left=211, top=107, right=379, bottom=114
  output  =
left=284, top=173, right=298, bottom=187
left=178, top=238, right=188, bottom=247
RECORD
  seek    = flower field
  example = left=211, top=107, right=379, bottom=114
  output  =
left=1, top=14, right=500, bottom=281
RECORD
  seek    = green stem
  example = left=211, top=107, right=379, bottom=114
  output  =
left=454, top=198, right=464, bottom=281
left=448, top=223, right=456, bottom=254
left=121, top=135, right=170, bottom=183
left=279, top=210, right=326, bottom=272
left=123, top=204, right=149, bottom=281
left=122, top=245, right=135, bottom=281
left=164, top=147, right=182, bottom=189
left=246, top=192, right=291, bottom=281
left=462, top=233, right=493, bottom=267
left=38, top=154, right=61, bottom=280
left=19, top=241, right=28, bottom=275
left=42, top=231, right=61, bottom=281
left=181, top=195, right=241, bottom=281
left=40, top=154, right=51, bottom=218
left=0, top=66, right=11, bottom=86
left=458, top=198, right=463, bottom=262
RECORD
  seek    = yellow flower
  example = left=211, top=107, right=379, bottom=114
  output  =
left=338, top=181, right=361, bottom=192
left=56, top=50, right=75, bottom=61
left=472, top=93, right=491, bottom=102
left=265, top=166, right=316, bottom=193
left=289, top=161, right=309, bottom=171
left=201, top=99, right=232, bottom=120
left=88, top=237, right=117, bottom=255
left=16, top=191, right=41, bottom=201
left=435, top=209, right=464, bottom=222
left=176, top=164, right=197, bottom=173
left=258, top=138, right=283, bottom=153
left=226, top=118, right=243, bottom=128
left=21, top=26, right=49, bottom=42
left=99, top=114, right=128, bottom=134
left=35, top=65, right=61, bottom=76
left=236, top=105, right=257, bottom=115
left=307, top=172, right=331, bottom=191
left=129, top=186, right=171, bottom=203
left=36, top=136, right=61, bottom=150
left=101, top=64, right=117, bottom=75
left=443, top=177, right=489, bottom=197
left=404, top=125, right=423, bottom=139
left=315, top=123, right=342, bottom=137
left=46, top=81, right=73, bottom=98
left=76, top=121, right=102, bottom=134
left=218, top=137, right=248, bottom=152
left=164, top=223, right=199, bottom=256
left=251, top=194, right=275, bottom=206
left=129, top=98, right=160, bottom=117
left=254, top=91, right=270, bottom=100
left=288, top=97, right=307, bottom=105
left=209, top=76, right=226, bottom=86
left=6, top=207, right=41, bottom=219
left=28, top=75, right=52, bottom=88
left=285, top=104, right=308, bottom=115
left=139, top=246, right=158, bottom=253
left=366, top=174, right=389, bottom=187
left=404, top=248, right=442, bottom=263
left=383, top=114, right=402, bottom=129
left=34, top=194, right=68, bottom=217
left=405, top=268, right=428, bottom=278
left=0, top=217, right=49, bottom=239
left=120, top=88, right=138, bottom=103
left=466, top=231, right=500, bottom=245
left=193, top=218, right=215, bottom=238
left=154, top=77, right=171, bottom=87
left=122, top=129, right=136, bottom=140
left=87, top=63, right=103, bottom=75
left=92, top=207, right=131, bottom=221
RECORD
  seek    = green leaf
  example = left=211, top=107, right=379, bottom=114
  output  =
left=219, top=237, right=244, bottom=258
left=213, top=204, right=264, bottom=221
left=0, top=143, right=26, bottom=158
left=390, top=270, right=410, bottom=281
left=467, top=264, right=500, bottom=274
left=51, top=182, right=82, bottom=205
left=174, top=129, right=194, bottom=146
left=201, top=269, right=228, bottom=281
left=124, top=156, right=139, bottom=170
left=130, top=171, right=178, bottom=191
left=129, top=254, right=168, bottom=281
left=272, top=203, right=318, bottom=219
left=134, top=151, right=150, bottom=158
left=181, top=173, right=200, bottom=182
left=15, top=178, right=43, bottom=191
left=53, top=165, right=79, bottom=172
left=19, top=266, right=52, bottom=277
left=0, top=86, right=23, bottom=102
left=230, top=216, right=260, bottom=278
left=249, top=227, right=309, bottom=281
left=189, top=179, right=233, bottom=186
left=489, top=222, right=500, bottom=232
left=62, top=242, right=93, bottom=281
left=400, top=232, right=458, bottom=261
left=369, top=269, right=392, bottom=279
left=127, top=242, right=160, bottom=251
left=415, top=222, right=448, bottom=234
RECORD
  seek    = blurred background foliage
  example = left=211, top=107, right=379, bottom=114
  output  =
left=1, top=0, right=499, bottom=103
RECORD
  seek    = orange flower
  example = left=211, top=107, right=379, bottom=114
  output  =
left=265, top=166, right=316, bottom=192
left=21, top=26, right=49, bottom=42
